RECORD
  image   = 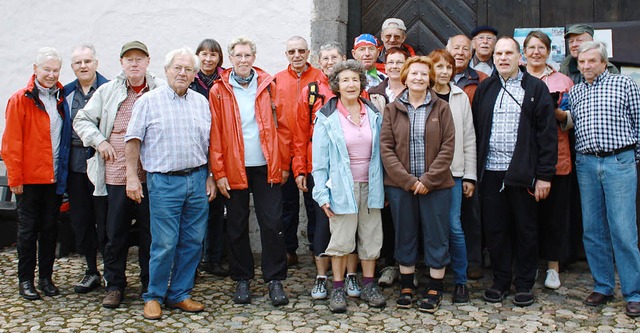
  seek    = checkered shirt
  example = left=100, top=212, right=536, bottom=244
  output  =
left=568, top=70, right=640, bottom=159
left=397, top=89, right=433, bottom=177
left=486, top=71, right=525, bottom=171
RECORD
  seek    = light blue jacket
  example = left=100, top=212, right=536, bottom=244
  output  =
left=312, top=97, right=384, bottom=214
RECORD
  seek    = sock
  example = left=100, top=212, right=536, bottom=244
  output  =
left=362, top=277, right=374, bottom=286
left=333, top=280, right=344, bottom=289
left=430, top=277, right=444, bottom=292
left=317, top=275, right=328, bottom=280
left=400, top=273, right=415, bottom=290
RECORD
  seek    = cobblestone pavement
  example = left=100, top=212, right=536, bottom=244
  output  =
left=0, top=246, right=638, bottom=333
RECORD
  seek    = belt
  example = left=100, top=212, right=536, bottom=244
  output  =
left=163, top=165, right=206, bottom=176
left=587, top=145, right=634, bottom=158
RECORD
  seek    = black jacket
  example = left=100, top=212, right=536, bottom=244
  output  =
left=472, top=70, right=557, bottom=188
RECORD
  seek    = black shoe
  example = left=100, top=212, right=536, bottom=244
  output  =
left=38, top=278, right=60, bottom=296
left=417, top=289, right=442, bottom=313
left=210, top=262, right=229, bottom=277
left=396, top=288, right=414, bottom=309
left=233, top=280, right=251, bottom=304
left=453, top=284, right=470, bottom=304
left=19, top=281, right=41, bottom=300
left=268, top=280, right=289, bottom=306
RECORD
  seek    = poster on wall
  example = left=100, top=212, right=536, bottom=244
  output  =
left=514, top=27, right=565, bottom=70
left=621, top=67, right=640, bottom=86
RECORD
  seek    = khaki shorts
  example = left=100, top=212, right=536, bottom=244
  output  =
left=323, top=182, right=382, bottom=260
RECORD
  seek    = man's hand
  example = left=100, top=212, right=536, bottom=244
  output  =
left=206, top=175, right=217, bottom=202
left=10, top=185, right=23, bottom=195
left=97, top=141, right=116, bottom=161
left=295, top=175, right=307, bottom=192
left=534, top=179, right=551, bottom=202
left=216, top=177, right=231, bottom=199
left=321, top=203, right=335, bottom=218
left=126, top=176, right=144, bottom=203
left=411, top=180, right=428, bottom=195
left=462, top=181, right=475, bottom=198
left=281, top=170, right=290, bottom=184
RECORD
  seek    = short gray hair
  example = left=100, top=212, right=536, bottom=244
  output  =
left=318, top=42, right=344, bottom=58
left=164, top=47, right=200, bottom=72
left=71, top=43, right=97, bottom=60
left=578, top=41, right=608, bottom=62
left=328, top=59, right=367, bottom=96
left=228, top=36, right=256, bottom=56
left=34, top=47, right=62, bottom=67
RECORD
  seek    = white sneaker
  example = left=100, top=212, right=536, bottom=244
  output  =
left=345, top=274, right=361, bottom=298
left=311, top=276, right=327, bottom=300
left=544, top=269, right=561, bottom=289
left=378, top=266, right=398, bottom=287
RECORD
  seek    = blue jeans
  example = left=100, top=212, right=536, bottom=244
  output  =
left=576, top=150, right=640, bottom=302
left=449, top=178, right=467, bottom=284
left=143, top=166, right=209, bottom=304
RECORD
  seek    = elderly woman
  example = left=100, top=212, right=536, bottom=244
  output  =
left=312, top=59, right=386, bottom=313
left=428, top=49, right=477, bottom=303
left=380, top=56, right=455, bottom=313
left=189, top=38, right=227, bottom=277
left=524, top=30, right=574, bottom=290
left=2, top=47, right=71, bottom=300
left=209, top=36, right=290, bottom=307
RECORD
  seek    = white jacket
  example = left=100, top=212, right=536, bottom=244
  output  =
left=448, top=83, right=477, bottom=181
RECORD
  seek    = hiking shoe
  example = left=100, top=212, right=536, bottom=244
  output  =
left=328, top=287, right=347, bottom=313
left=453, top=284, right=470, bottom=304
left=396, top=288, right=414, bottom=309
left=268, top=280, right=289, bottom=306
left=513, top=290, right=535, bottom=307
left=417, top=289, right=442, bottom=313
left=311, top=277, right=328, bottom=300
left=544, top=269, right=561, bottom=289
left=102, top=290, right=122, bottom=308
left=346, top=274, right=361, bottom=298
left=360, top=283, right=386, bottom=308
left=377, top=266, right=398, bottom=287
left=74, top=271, right=101, bottom=294
left=233, top=280, right=251, bottom=304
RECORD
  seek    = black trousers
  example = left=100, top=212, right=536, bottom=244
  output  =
left=461, top=187, right=483, bottom=267
left=16, top=184, right=61, bottom=282
left=282, top=167, right=317, bottom=254
left=67, top=171, right=107, bottom=262
left=225, top=166, right=287, bottom=282
left=205, top=194, right=225, bottom=263
left=479, top=171, right=538, bottom=292
left=538, top=174, right=571, bottom=261
left=103, top=184, right=150, bottom=291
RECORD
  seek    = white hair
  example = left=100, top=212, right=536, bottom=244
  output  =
left=228, top=36, right=256, bottom=56
left=34, top=47, right=62, bottom=67
left=163, top=47, right=199, bottom=72
left=71, top=43, right=97, bottom=60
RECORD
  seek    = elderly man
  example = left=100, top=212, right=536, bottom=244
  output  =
left=2, top=47, right=71, bottom=300
left=125, top=47, right=213, bottom=320
left=559, top=24, right=619, bottom=84
left=473, top=37, right=557, bottom=307
left=74, top=41, right=163, bottom=309
left=446, top=33, right=488, bottom=280
left=470, top=25, right=498, bottom=76
left=374, top=18, right=416, bottom=73
left=352, top=34, right=387, bottom=90
left=210, top=36, right=291, bottom=306
left=64, top=44, right=109, bottom=294
left=568, top=41, right=640, bottom=318
left=274, top=36, right=324, bottom=266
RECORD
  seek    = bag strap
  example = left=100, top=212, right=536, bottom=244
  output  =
left=307, top=81, right=325, bottom=124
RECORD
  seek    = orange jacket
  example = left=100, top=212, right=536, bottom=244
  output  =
left=208, top=67, right=290, bottom=189
left=375, top=43, right=417, bottom=73
left=274, top=63, right=324, bottom=155
left=2, top=75, right=71, bottom=194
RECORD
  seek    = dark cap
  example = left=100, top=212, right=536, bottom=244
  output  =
left=120, top=41, right=149, bottom=58
left=564, top=24, right=594, bottom=39
left=471, top=25, right=498, bottom=37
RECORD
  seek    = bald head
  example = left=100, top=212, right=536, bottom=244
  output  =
left=285, top=36, right=310, bottom=73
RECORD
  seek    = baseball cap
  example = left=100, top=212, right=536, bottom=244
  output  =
left=120, top=41, right=149, bottom=58
left=382, top=18, right=407, bottom=31
left=471, top=25, right=498, bottom=38
left=564, top=24, right=594, bottom=39
left=353, top=34, right=378, bottom=49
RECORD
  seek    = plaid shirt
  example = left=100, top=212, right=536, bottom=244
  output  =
left=568, top=70, right=640, bottom=159
left=398, top=89, right=432, bottom=177
left=486, top=71, right=525, bottom=171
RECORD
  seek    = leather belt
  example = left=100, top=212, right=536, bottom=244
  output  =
left=163, top=165, right=206, bottom=176
left=587, top=145, right=634, bottom=158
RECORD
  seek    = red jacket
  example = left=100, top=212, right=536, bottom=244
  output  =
left=209, top=67, right=290, bottom=189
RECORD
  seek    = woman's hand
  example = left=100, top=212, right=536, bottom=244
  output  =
left=321, top=203, right=335, bottom=218
left=411, top=180, right=428, bottom=195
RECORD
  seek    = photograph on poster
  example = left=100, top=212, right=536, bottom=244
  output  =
left=621, top=66, right=640, bottom=86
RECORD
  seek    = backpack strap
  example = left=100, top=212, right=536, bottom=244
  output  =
left=307, top=81, right=325, bottom=124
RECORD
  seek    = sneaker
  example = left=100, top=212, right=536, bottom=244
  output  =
left=453, top=284, right=470, bottom=304
left=417, top=289, right=442, bottom=313
left=346, top=274, right=361, bottom=298
left=360, top=283, right=386, bottom=308
left=378, top=266, right=398, bottom=287
left=233, top=280, right=251, bottom=304
left=102, top=290, right=122, bottom=308
left=268, top=280, right=289, bottom=306
left=74, top=271, right=101, bottom=294
left=328, top=287, right=347, bottom=313
left=396, top=288, right=414, bottom=308
left=544, top=269, right=561, bottom=289
left=311, top=277, right=328, bottom=300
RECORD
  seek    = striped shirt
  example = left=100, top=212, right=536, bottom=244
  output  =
left=397, top=89, right=432, bottom=177
left=125, top=85, right=211, bottom=173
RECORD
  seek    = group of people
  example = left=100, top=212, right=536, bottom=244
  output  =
left=3, top=17, right=640, bottom=320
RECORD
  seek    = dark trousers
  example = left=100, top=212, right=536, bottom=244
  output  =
left=103, top=184, right=151, bottom=291
left=480, top=171, right=538, bottom=292
left=67, top=171, right=107, bottom=267
left=282, top=169, right=317, bottom=254
left=461, top=187, right=483, bottom=267
left=538, top=174, right=571, bottom=261
left=225, top=166, right=287, bottom=282
left=16, top=184, right=61, bottom=282
left=205, top=195, right=225, bottom=264
left=379, top=205, right=395, bottom=267
left=307, top=175, right=330, bottom=257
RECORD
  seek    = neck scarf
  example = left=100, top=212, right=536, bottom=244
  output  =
left=231, top=68, right=255, bottom=85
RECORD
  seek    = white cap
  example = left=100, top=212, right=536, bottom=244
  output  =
left=382, top=18, right=406, bottom=31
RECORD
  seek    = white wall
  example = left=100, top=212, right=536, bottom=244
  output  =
left=0, top=0, right=313, bottom=136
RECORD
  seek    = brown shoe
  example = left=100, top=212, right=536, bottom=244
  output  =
left=143, top=300, right=162, bottom=320
left=287, top=252, right=299, bottom=266
left=584, top=292, right=614, bottom=306
left=626, top=301, right=640, bottom=317
left=102, top=290, right=122, bottom=309
left=167, top=298, right=205, bottom=312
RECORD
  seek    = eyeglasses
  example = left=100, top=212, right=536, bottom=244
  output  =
left=386, top=61, right=404, bottom=66
left=320, top=55, right=341, bottom=62
left=286, top=48, right=308, bottom=55
left=232, top=53, right=254, bottom=60
left=72, top=59, right=95, bottom=67
left=171, top=65, right=195, bottom=74
left=474, top=35, right=496, bottom=42
left=382, top=34, right=404, bottom=42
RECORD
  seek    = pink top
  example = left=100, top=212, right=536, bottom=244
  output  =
left=337, top=100, right=372, bottom=182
